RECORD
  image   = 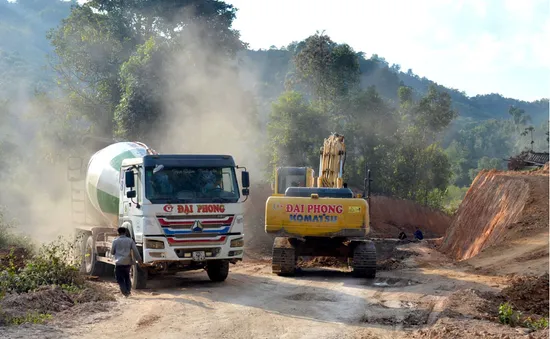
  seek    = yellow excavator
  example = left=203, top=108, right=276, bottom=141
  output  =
left=265, top=133, right=377, bottom=278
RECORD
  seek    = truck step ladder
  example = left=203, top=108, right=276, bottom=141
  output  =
left=67, top=156, right=87, bottom=225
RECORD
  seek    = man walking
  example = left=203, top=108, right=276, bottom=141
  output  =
left=111, top=225, right=143, bottom=297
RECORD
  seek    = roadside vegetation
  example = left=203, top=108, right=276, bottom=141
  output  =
left=0, top=211, right=113, bottom=326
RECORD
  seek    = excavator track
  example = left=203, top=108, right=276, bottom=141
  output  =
left=272, top=237, right=296, bottom=276
left=351, top=240, right=377, bottom=278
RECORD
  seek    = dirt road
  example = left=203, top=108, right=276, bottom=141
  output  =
left=5, top=241, right=525, bottom=339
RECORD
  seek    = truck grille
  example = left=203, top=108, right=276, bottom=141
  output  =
left=157, top=214, right=234, bottom=246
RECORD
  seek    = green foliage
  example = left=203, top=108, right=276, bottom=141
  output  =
left=292, top=32, right=360, bottom=109
left=0, top=237, right=84, bottom=295
left=267, top=91, right=329, bottom=174
left=524, top=316, right=549, bottom=330
left=7, top=312, right=53, bottom=325
left=268, top=60, right=457, bottom=208
left=0, top=208, right=32, bottom=252
left=441, top=185, right=469, bottom=215
left=499, top=302, right=519, bottom=325
left=498, top=302, right=549, bottom=330
left=115, top=36, right=164, bottom=139
left=47, top=0, right=245, bottom=137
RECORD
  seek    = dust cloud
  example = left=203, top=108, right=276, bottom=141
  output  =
left=0, top=5, right=268, bottom=244
left=150, top=13, right=265, bottom=181
left=0, top=92, right=82, bottom=244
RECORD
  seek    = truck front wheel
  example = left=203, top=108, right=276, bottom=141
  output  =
left=130, top=264, right=148, bottom=290
left=206, top=260, right=229, bottom=282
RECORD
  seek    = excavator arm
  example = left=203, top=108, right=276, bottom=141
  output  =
left=317, top=133, right=346, bottom=188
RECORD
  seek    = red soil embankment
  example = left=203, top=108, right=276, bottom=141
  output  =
left=244, top=184, right=452, bottom=256
left=369, top=196, right=451, bottom=238
left=439, top=167, right=549, bottom=262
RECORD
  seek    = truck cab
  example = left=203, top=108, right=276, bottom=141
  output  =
left=118, top=154, right=249, bottom=284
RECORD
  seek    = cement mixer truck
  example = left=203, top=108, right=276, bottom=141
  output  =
left=67, top=141, right=250, bottom=289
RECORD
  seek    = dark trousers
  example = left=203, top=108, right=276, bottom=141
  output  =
left=115, top=265, right=132, bottom=295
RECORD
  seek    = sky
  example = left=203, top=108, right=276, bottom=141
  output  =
left=226, top=0, right=550, bottom=102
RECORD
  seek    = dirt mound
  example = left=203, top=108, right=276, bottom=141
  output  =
left=0, top=283, right=115, bottom=325
left=411, top=317, right=547, bottom=339
left=440, top=169, right=549, bottom=262
left=0, top=286, right=74, bottom=318
left=438, top=288, right=501, bottom=321
left=369, top=196, right=451, bottom=238
left=298, top=256, right=348, bottom=268
left=501, top=274, right=549, bottom=316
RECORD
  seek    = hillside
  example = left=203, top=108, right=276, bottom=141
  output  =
left=0, top=0, right=547, bottom=198
left=239, top=49, right=549, bottom=124
left=0, top=0, right=547, bottom=125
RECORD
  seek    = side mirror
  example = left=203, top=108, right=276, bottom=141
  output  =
left=125, top=171, right=135, bottom=188
left=126, top=190, right=136, bottom=199
left=241, top=188, right=250, bottom=196
left=241, top=171, right=250, bottom=188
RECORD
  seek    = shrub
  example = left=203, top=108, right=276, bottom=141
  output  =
left=0, top=236, right=84, bottom=295
left=0, top=208, right=33, bottom=253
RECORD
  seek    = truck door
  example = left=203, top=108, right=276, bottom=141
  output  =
left=120, top=167, right=141, bottom=218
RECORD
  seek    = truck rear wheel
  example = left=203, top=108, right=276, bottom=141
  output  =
left=130, top=264, right=148, bottom=290
left=206, top=260, right=229, bottom=282
left=81, top=234, right=107, bottom=276
left=351, top=241, right=377, bottom=279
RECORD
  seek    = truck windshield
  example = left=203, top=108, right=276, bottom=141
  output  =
left=144, top=166, right=240, bottom=204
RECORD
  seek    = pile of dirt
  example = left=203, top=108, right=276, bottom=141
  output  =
left=0, top=283, right=115, bottom=325
left=500, top=273, right=549, bottom=316
left=0, top=247, right=30, bottom=271
left=298, top=256, right=348, bottom=268
left=438, top=289, right=502, bottom=321
left=439, top=169, right=549, bottom=263
left=0, top=286, right=74, bottom=319
left=411, top=317, right=548, bottom=339
left=412, top=286, right=549, bottom=339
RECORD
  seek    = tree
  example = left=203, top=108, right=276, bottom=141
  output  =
left=48, top=0, right=245, bottom=137
left=520, top=126, right=535, bottom=151
left=413, top=85, right=458, bottom=138
left=266, top=91, right=329, bottom=174
left=292, top=32, right=360, bottom=110
left=508, top=105, right=531, bottom=128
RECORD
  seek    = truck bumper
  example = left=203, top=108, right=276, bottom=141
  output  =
left=141, top=234, right=244, bottom=264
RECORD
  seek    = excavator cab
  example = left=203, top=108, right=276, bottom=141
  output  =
left=272, top=166, right=315, bottom=196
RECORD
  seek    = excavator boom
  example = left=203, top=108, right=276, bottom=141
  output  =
left=317, top=133, right=346, bottom=188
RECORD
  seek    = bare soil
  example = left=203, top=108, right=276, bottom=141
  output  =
left=2, top=168, right=547, bottom=338
left=440, top=169, right=549, bottom=262
left=1, top=241, right=547, bottom=339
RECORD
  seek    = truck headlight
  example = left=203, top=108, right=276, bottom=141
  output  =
left=230, top=238, right=244, bottom=248
left=145, top=239, right=165, bottom=249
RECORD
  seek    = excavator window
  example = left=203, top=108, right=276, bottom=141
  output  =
left=276, top=167, right=307, bottom=194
